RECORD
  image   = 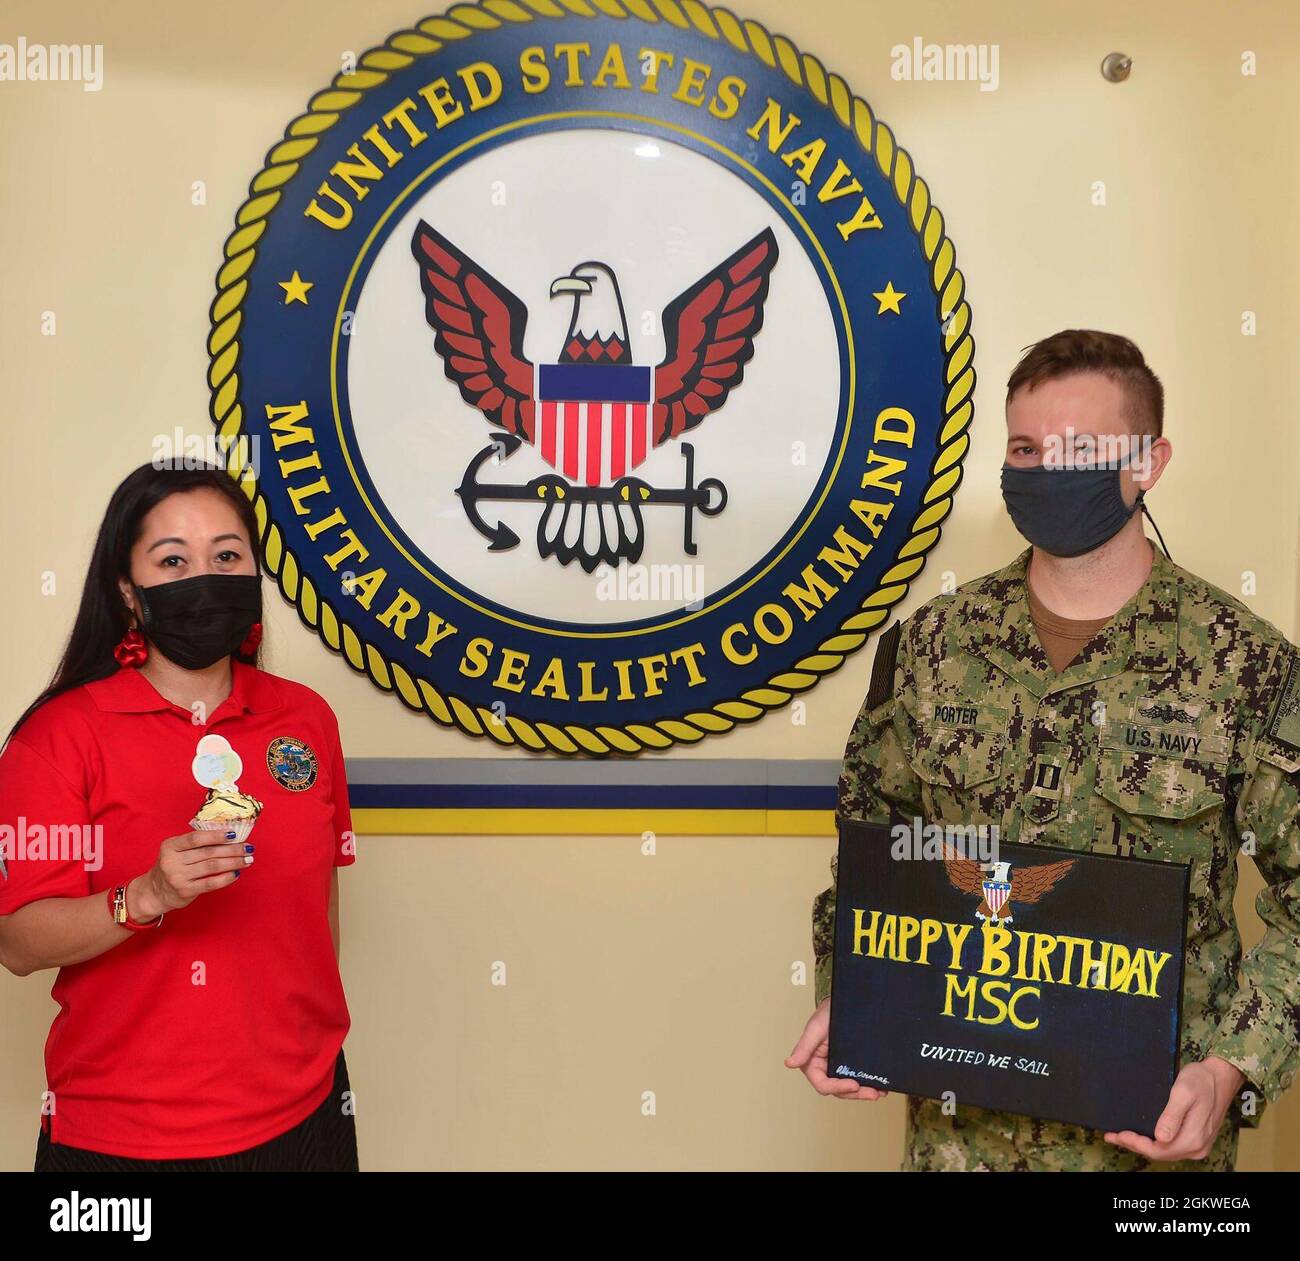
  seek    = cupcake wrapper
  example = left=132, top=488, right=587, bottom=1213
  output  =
left=190, top=816, right=257, bottom=842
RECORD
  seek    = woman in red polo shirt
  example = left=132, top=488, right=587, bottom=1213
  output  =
left=0, top=462, right=358, bottom=1171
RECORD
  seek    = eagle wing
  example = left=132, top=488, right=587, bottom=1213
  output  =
left=410, top=221, right=536, bottom=440
left=942, top=845, right=987, bottom=897
left=653, top=227, right=779, bottom=445
left=1009, top=859, right=1077, bottom=904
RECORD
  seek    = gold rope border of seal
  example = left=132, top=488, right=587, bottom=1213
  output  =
left=206, top=0, right=976, bottom=757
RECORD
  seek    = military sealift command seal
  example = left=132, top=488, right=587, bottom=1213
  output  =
left=208, top=3, right=975, bottom=755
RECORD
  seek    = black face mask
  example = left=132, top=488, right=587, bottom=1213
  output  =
left=135, top=574, right=262, bottom=671
left=1000, top=460, right=1142, bottom=558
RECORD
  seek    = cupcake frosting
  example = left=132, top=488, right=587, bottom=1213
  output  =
left=194, top=786, right=264, bottom=822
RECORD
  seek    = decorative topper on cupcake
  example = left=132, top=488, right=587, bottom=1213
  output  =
left=190, top=734, right=263, bottom=838
left=193, top=734, right=243, bottom=791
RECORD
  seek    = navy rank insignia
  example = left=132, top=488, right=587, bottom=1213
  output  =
left=209, top=4, right=974, bottom=756
left=266, top=737, right=319, bottom=792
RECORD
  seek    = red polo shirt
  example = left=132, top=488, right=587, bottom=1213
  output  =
left=0, top=660, right=355, bottom=1159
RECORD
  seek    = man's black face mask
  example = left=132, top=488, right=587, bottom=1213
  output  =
left=1000, top=458, right=1142, bottom=558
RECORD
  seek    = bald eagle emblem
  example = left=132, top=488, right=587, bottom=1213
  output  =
left=943, top=848, right=1077, bottom=926
left=410, top=222, right=778, bottom=572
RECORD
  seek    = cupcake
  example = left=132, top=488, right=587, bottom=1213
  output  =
left=190, top=784, right=264, bottom=842
left=189, top=734, right=262, bottom=841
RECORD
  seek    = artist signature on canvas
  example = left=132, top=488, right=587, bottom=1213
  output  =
left=834, top=1066, right=891, bottom=1085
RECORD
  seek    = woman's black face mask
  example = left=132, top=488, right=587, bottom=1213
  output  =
left=134, top=574, right=262, bottom=671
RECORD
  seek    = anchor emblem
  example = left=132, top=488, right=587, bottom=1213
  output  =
left=457, top=433, right=728, bottom=573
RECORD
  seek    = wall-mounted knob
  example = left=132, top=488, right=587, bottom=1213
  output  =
left=1101, top=52, right=1132, bottom=82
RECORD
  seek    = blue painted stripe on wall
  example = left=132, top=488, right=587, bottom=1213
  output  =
left=345, top=758, right=840, bottom=787
left=348, top=782, right=836, bottom=810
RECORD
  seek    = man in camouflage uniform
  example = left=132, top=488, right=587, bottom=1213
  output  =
left=789, top=330, right=1300, bottom=1170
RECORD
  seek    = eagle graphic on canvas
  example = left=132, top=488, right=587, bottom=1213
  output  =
left=943, top=847, right=1077, bottom=926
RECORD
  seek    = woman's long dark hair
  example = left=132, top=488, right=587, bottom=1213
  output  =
left=6, top=463, right=264, bottom=745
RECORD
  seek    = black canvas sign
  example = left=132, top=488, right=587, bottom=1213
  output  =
left=827, top=820, right=1189, bottom=1136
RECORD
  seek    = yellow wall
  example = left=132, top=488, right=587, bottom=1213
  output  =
left=1, top=0, right=1296, bottom=1170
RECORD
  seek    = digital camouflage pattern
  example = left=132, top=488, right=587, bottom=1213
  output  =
left=814, top=545, right=1300, bottom=1171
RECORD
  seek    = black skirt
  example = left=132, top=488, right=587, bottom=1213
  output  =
left=34, top=1049, right=358, bottom=1173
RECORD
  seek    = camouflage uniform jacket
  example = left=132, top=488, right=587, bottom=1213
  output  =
left=814, top=546, right=1300, bottom=1170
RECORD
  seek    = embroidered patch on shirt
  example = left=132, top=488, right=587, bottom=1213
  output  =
left=866, top=621, right=901, bottom=712
left=1100, top=693, right=1231, bottom=765
left=1100, top=722, right=1230, bottom=764
left=918, top=697, right=1008, bottom=734
left=1267, top=652, right=1300, bottom=753
left=266, top=736, right=319, bottom=791
left=1136, top=699, right=1202, bottom=726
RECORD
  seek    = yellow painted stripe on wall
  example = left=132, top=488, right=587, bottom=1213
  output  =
left=351, top=808, right=835, bottom=836
left=765, top=809, right=836, bottom=836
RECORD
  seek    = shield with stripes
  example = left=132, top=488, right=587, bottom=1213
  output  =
left=536, top=362, right=655, bottom=486
left=982, top=880, right=1012, bottom=916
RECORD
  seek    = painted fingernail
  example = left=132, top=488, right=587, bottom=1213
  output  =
left=234, top=870, right=242, bottom=879
left=244, top=855, right=254, bottom=864
left=226, top=831, right=236, bottom=840
left=244, top=844, right=255, bottom=853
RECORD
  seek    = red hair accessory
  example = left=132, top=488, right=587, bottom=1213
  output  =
left=239, top=622, right=263, bottom=656
left=113, top=627, right=148, bottom=668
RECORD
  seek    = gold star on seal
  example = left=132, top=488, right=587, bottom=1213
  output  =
left=279, top=271, right=314, bottom=305
left=873, top=282, right=906, bottom=315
